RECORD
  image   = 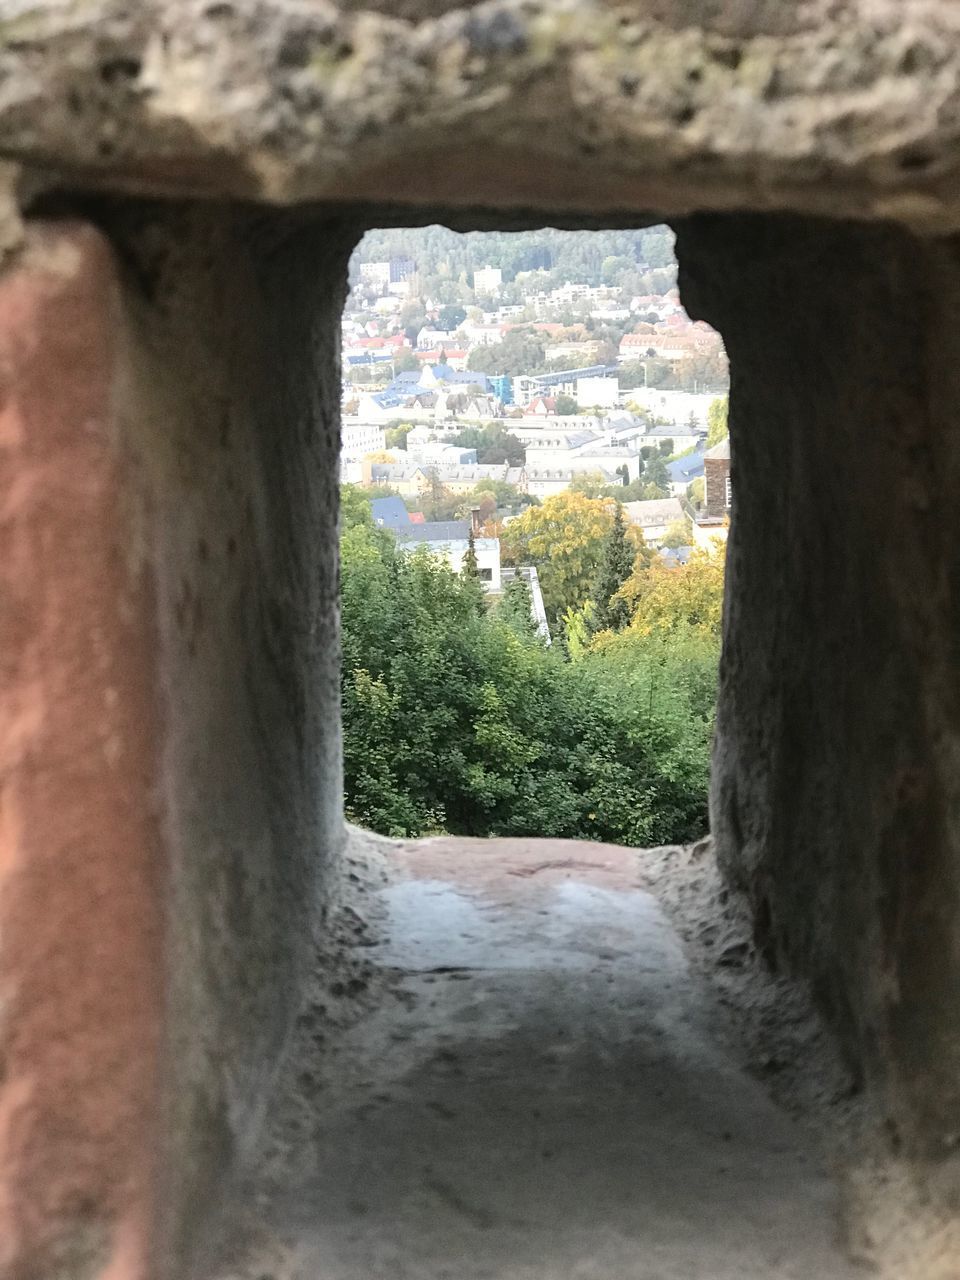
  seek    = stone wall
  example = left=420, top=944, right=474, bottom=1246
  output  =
left=6, top=2, right=960, bottom=1276
left=0, top=207, right=353, bottom=1278
left=676, top=213, right=960, bottom=1169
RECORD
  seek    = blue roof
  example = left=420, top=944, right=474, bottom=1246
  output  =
left=370, top=391, right=404, bottom=409
left=430, top=366, right=491, bottom=390
left=385, top=375, right=430, bottom=397
left=345, top=352, right=394, bottom=366
left=666, top=449, right=706, bottom=483
left=370, top=497, right=411, bottom=529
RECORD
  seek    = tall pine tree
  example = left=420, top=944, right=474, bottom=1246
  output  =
left=591, top=503, right=635, bottom=632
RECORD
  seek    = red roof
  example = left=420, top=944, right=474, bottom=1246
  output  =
left=409, top=511, right=425, bottom=523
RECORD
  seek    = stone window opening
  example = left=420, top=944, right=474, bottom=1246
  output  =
left=2, top=3, right=960, bottom=1269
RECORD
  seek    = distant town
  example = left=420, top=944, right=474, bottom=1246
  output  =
left=339, top=226, right=726, bottom=850
left=341, top=224, right=732, bottom=582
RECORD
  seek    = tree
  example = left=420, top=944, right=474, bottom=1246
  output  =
left=555, top=393, right=579, bottom=416
left=687, top=476, right=705, bottom=508
left=385, top=423, right=414, bottom=449
left=570, top=470, right=610, bottom=498
left=341, top=484, right=374, bottom=531
left=340, top=513, right=717, bottom=846
left=706, top=396, right=729, bottom=447
left=591, top=503, right=636, bottom=632
left=463, top=528, right=480, bottom=579
left=661, top=517, right=694, bottom=548
left=496, top=575, right=537, bottom=637
left=467, top=329, right=547, bottom=376
left=438, top=304, right=466, bottom=332
left=423, top=471, right=457, bottom=521
left=394, top=350, right=420, bottom=373
left=618, top=544, right=725, bottom=638
left=641, top=456, right=671, bottom=497
left=500, top=491, right=615, bottom=625
left=601, top=254, right=637, bottom=287
left=452, top=423, right=525, bottom=466
left=468, top=478, right=534, bottom=510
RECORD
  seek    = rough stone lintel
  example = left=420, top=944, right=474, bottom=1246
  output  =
left=3, top=1, right=960, bottom=228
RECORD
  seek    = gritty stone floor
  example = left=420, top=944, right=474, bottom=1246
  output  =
left=218, top=836, right=862, bottom=1280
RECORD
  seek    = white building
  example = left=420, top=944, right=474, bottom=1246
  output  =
left=462, top=323, right=504, bottom=346
left=405, top=443, right=477, bottom=466
left=628, top=388, right=718, bottom=430
left=525, top=466, right=621, bottom=500
left=622, top=496, right=686, bottom=546
left=359, top=261, right=390, bottom=288
left=417, top=326, right=456, bottom=349
left=341, top=422, right=386, bottom=459
left=395, top=520, right=501, bottom=591
left=692, top=517, right=729, bottom=550
left=576, top=375, right=620, bottom=409
left=473, top=266, right=503, bottom=295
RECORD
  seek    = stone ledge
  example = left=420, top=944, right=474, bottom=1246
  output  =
left=2, top=1, right=960, bottom=227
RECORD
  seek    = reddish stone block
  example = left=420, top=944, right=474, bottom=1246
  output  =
left=0, top=224, right=164, bottom=1279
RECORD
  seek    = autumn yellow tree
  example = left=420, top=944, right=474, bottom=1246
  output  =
left=616, top=544, right=726, bottom=638
left=706, top=397, right=728, bottom=447
left=500, top=491, right=618, bottom=624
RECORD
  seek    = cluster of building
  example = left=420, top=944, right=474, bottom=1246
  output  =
left=369, top=496, right=553, bottom=642
left=341, top=404, right=724, bottom=505
left=344, top=250, right=732, bottom=562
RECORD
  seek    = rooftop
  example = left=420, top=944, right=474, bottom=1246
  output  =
left=704, top=438, right=731, bottom=460
left=395, top=521, right=470, bottom=543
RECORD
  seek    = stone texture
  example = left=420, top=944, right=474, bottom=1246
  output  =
left=3, top=2, right=960, bottom=227
left=0, top=207, right=354, bottom=1279
left=675, top=213, right=960, bottom=1170
left=99, top=203, right=353, bottom=1277
left=0, top=222, right=163, bottom=1280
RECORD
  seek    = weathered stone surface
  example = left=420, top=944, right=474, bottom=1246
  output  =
left=0, top=207, right=353, bottom=1279
left=0, top=222, right=163, bottom=1280
left=101, top=202, right=353, bottom=1276
left=2, top=2, right=960, bottom=227
left=675, top=213, right=960, bottom=1170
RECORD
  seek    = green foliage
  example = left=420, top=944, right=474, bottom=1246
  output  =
left=591, top=504, right=636, bottom=632
left=500, top=491, right=615, bottom=625
left=661, top=517, right=694, bottom=549
left=707, top=396, right=729, bottom=447
left=385, top=422, right=414, bottom=449
left=341, top=483, right=375, bottom=531
left=496, top=576, right=537, bottom=637
left=352, top=226, right=676, bottom=297
left=618, top=545, right=725, bottom=638
left=554, top=393, right=580, bottom=416
left=438, top=304, right=466, bottom=331
left=470, top=478, right=535, bottom=511
left=452, top=422, right=525, bottom=465
left=463, top=528, right=480, bottom=579
left=466, top=329, right=547, bottom=377
left=639, top=456, right=671, bottom=498
left=341, top=506, right=716, bottom=846
left=393, top=351, right=420, bottom=373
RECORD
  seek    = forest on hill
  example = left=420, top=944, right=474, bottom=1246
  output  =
left=350, top=224, right=677, bottom=300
